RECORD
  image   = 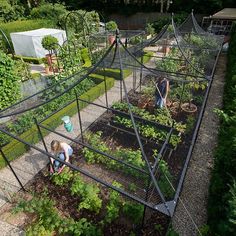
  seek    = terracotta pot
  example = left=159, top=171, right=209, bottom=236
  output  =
left=138, top=97, right=151, bottom=109
left=181, top=103, right=197, bottom=113
left=138, top=100, right=148, bottom=109
left=163, top=46, right=170, bottom=54
left=108, top=35, right=115, bottom=45
left=45, top=66, right=50, bottom=74
left=147, top=100, right=155, bottom=112
left=169, top=101, right=180, bottom=116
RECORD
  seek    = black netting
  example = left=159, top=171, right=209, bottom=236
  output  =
left=0, top=13, right=222, bottom=217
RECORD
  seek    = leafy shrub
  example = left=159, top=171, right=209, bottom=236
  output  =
left=104, top=181, right=123, bottom=224
left=0, top=19, right=55, bottom=39
left=145, top=23, right=155, bottom=35
left=106, top=21, right=118, bottom=31
left=71, top=175, right=102, bottom=214
left=30, top=3, right=68, bottom=26
left=122, top=201, right=144, bottom=225
left=14, top=193, right=99, bottom=235
left=0, top=51, right=20, bottom=109
left=52, top=167, right=73, bottom=186
left=41, top=35, right=59, bottom=51
left=13, top=55, right=43, bottom=64
left=14, top=58, right=32, bottom=82
left=207, top=22, right=236, bottom=235
left=0, top=0, right=25, bottom=23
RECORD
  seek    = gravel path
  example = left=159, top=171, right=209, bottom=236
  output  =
left=172, top=54, right=226, bottom=235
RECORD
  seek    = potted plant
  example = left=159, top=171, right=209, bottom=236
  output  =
left=180, top=83, right=198, bottom=114
left=145, top=23, right=155, bottom=39
left=106, top=21, right=118, bottom=44
left=163, top=25, right=173, bottom=55
left=41, top=35, right=59, bottom=72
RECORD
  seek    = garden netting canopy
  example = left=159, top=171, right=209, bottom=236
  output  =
left=10, top=28, right=67, bottom=58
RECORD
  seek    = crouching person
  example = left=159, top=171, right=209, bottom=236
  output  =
left=50, top=140, right=73, bottom=174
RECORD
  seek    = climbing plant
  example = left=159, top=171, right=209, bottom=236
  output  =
left=0, top=51, right=20, bottom=109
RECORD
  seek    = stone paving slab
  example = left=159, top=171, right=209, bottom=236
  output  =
left=0, top=220, right=25, bottom=236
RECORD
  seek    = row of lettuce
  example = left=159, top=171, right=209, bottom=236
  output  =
left=207, top=24, right=236, bottom=234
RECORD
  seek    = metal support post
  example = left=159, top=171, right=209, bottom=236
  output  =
left=139, top=39, right=144, bottom=92
left=103, top=63, right=109, bottom=110
left=34, top=117, right=54, bottom=171
left=0, top=148, right=25, bottom=191
left=141, top=177, right=152, bottom=227
left=120, top=77, right=123, bottom=102
left=75, top=91, right=84, bottom=143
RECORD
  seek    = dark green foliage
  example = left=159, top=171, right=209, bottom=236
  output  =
left=207, top=22, right=236, bottom=235
left=106, top=21, right=118, bottom=31
left=0, top=0, right=25, bottom=23
left=122, top=201, right=144, bottom=225
left=30, top=3, right=68, bottom=26
left=14, top=192, right=100, bottom=235
left=0, top=51, right=21, bottom=109
left=104, top=181, right=123, bottom=224
left=0, top=19, right=55, bottom=41
left=71, top=174, right=102, bottom=214
left=13, top=55, right=43, bottom=64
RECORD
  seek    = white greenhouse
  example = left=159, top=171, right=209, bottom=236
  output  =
left=10, top=28, right=67, bottom=58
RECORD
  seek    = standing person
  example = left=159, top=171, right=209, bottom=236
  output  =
left=50, top=140, right=73, bottom=174
left=155, top=77, right=170, bottom=109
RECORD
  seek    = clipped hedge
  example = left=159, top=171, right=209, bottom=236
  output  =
left=0, top=75, right=114, bottom=169
left=14, top=55, right=43, bottom=64
left=94, top=51, right=153, bottom=80
left=207, top=23, right=236, bottom=234
left=0, top=19, right=55, bottom=41
left=81, top=48, right=92, bottom=68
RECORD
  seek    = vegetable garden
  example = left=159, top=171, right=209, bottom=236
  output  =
left=0, top=12, right=223, bottom=235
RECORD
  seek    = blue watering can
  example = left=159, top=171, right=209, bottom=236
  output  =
left=61, top=116, right=73, bottom=132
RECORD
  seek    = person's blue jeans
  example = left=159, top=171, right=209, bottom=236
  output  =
left=156, top=96, right=164, bottom=108
left=54, top=147, right=73, bottom=171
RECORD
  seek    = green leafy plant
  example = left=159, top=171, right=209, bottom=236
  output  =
left=26, top=223, right=54, bottom=236
left=106, top=21, right=118, bottom=31
left=71, top=175, right=102, bottom=214
left=52, top=167, right=73, bottom=186
left=104, top=181, right=123, bottom=224
left=83, top=131, right=146, bottom=178
left=0, top=51, right=21, bottom=109
left=122, top=201, right=144, bottom=225
left=145, top=23, right=155, bottom=36
left=14, top=192, right=100, bottom=235
left=41, top=35, right=59, bottom=51
left=30, top=3, right=68, bottom=26
left=158, top=160, right=175, bottom=198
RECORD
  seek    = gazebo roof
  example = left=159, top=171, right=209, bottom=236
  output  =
left=211, top=8, right=236, bottom=20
